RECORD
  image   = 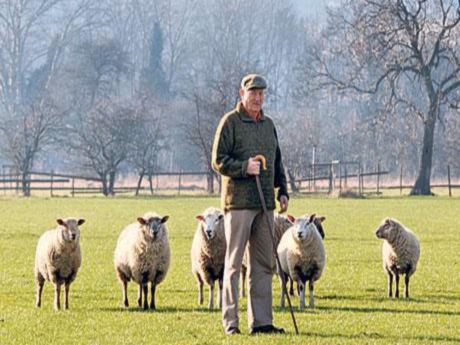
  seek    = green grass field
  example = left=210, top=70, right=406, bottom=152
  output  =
left=1, top=196, right=459, bottom=344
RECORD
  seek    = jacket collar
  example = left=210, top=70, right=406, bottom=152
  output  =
left=236, top=102, right=265, bottom=122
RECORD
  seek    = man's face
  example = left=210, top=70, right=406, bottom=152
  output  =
left=240, top=88, right=264, bottom=115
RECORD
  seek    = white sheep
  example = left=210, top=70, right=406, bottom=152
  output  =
left=191, top=207, right=226, bottom=310
left=240, top=213, right=293, bottom=298
left=277, top=214, right=326, bottom=310
left=114, top=212, right=170, bottom=310
left=375, top=218, right=420, bottom=298
left=34, top=217, right=85, bottom=310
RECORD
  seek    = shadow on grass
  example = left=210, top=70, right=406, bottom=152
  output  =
left=99, top=306, right=222, bottom=313
left=316, top=305, right=460, bottom=316
left=298, top=331, right=460, bottom=343
left=320, top=293, right=449, bottom=304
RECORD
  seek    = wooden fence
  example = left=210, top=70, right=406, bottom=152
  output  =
left=0, top=164, right=458, bottom=197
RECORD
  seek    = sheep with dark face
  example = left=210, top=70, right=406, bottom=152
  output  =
left=34, top=217, right=85, bottom=310
left=277, top=214, right=326, bottom=310
left=114, top=212, right=170, bottom=310
left=375, top=218, right=420, bottom=298
left=191, top=207, right=226, bottom=310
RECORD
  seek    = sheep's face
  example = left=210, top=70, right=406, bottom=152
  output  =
left=375, top=218, right=398, bottom=241
left=292, top=214, right=317, bottom=242
left=57, top=218, right=85, bottom=242
left=196, top=212, right=224, bottom=240
left=138, top=215, right=169, bottom=240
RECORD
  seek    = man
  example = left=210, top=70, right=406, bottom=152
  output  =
left=211, top=74, right=289, bottom=335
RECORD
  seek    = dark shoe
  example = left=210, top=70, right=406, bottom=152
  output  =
left=249, top=325, right=285, bottom=335
left=226, top=326, right=241, bottom=335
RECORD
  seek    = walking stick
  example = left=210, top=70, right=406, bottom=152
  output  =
left=253, top=154, right=299, bottom=335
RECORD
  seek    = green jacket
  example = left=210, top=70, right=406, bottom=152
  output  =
left=211, top=102, right=289, bottom=211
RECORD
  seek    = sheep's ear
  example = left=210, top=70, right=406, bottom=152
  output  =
left=78, top=219, right=85, bottom=226
left=316, top=216, right=326, bottom=223
left=196, top=215, right=205, bottom=222
left=57, top=219, right=66, bottom=227
left=137, top=217, right=147, bottom=225
left=287, top=215, right=295, bottom=223
left=309, top=214, right=316, bottom=223
left=161, top=215, right=169, bottom=224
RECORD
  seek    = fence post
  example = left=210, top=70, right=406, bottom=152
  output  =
left=71, top=178, right=75, bottom=197
left=377, top=162, right=380, bottom=195
left=447, top=165, right=452, bottom=197
left=338, top=161, right=342, bottom=195
left=400, top=165, right=403, bottom=196
left=328, top=164, right=333, bottom=194
left=50, top=170, right=54, bottom=197
left=357, top=162, right=362, bottom=196
left=178, top=171, right=182, bottom=195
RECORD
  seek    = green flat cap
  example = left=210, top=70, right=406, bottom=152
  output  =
left=240, top=74, right=267, bottom=90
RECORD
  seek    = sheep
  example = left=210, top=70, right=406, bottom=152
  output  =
left=239, top=213, right=293, bottom=298
left=375, top=218, right=420, bottom=298
left=277, top=214, right=326, bottom=310
left=240, top=214, right=325, bottom=298
left=34, top=217, right=85, bottom=310
left=114, top=212, right=170, bottom=310
left=191, top=207, right=226, bottom=310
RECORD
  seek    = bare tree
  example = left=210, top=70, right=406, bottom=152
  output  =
left=0, top=0, right=98, bottom=195
left=127, top=97, right=165, bottom=195
left=302, top=0, right=460, bottom=195
left=69, top=99, right=138, bottom=195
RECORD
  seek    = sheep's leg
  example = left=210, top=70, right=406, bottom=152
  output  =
left=289, top=277, right=294, bottom=296
left=404, top=274, right=410, bottom=298
left=54, top=283, right=61, bottom=311
left=298, top=280, right=305, bottom=311
left=137, top=284, right=143, bottom=307
left=196, top=273, right=204, bottom=305
left=218, top=276, right=223, bottom=309
left=35, top=273, right=45, bottom=308
left=394, top=273, right=400, bottom=298
left=121, top=280, right=129, bottom=307
left=208, top=281, right=214, bottom=310
left=387, top=271, right=393, bottom=298
left=64, top=283, right=70, bottom=310
left=142, top=284, right=148, bottom=310
left=150, top=283, right=156, bottom=310
left=240, top=265, right=247, bottom=298
left=309, top=279, right=315, bottom=308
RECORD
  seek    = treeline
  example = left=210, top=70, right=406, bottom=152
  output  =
left=0, top=0, right=459, bottom=196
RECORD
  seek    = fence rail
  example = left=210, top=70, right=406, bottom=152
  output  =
left=0, top=164, right=458, bottom=197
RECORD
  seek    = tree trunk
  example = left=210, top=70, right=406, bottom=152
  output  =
left=148, top=173, right=154, bottom=195
left=286, top=169, right=298, bottom=193
left=21, top=170, right=31, bottom=197
left=108, top=170, right=116, bottom=196
left=101, top=177, right=109, bottom=196
left=135, top=171, right=145, bottom=196
left=411, top=117, right=436, bottom=196
left=207, top=169, right=214, bottom=194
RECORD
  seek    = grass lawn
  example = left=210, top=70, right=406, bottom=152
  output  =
left=0, top=195, right=459, bottom=344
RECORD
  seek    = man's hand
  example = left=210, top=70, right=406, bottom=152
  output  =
left=246, top=157, right=260, bottom=175
left=279, top=195, right=289, bottom=213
